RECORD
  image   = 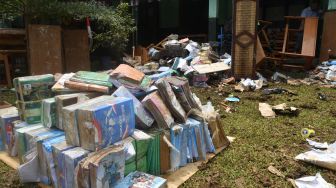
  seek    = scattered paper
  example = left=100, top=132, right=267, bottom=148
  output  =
left=295, top=142, right=336, bottom=171
left=307, top=139, right=329, bottom=149
left=268, top=166, right=285, bottom=178
left=295, top=173, right=335, bottom=188
left=259, top=103, right=276, bottom=118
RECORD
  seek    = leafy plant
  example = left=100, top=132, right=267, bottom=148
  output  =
left=0, top=0, right=135, bottom=51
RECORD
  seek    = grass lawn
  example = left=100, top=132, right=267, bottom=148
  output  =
left=0, top=84, right=335, bottom=187
left=183, top=84, right=336, bottom=187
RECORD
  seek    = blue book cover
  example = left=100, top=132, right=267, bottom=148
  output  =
left=78, top=97, right=135, bottom=151
left=40, top=136, right=66, bottom=185
left=115, top=171, right=167, bottom=188
left=112, top=86, right=154, bottom=129
left=0, top=114, right=20, bottom=151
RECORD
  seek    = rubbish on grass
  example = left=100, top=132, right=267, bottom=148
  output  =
left=295, top=173, right=335, bottom=188
left=272, top=72, right=288, bottom=83
left=259, top=103, right=276, bottom=118
left=225, top=95, right=240, bottom=102
left=295, top=141, right=336, bottom=171
left=301, top=128, right=315, bottom=139
left=262, top=88, right=296, bottom=95
left=267, top=166, right=285, bottom=178
left=306, top=139, right=328, bottom=149
left=222, top=77, right=235, bottom=84
left=234, top=78, right=263, bottom=92
left=267, top=165, right=297, bottom=187
left=318, top=93, right=327, bottom=101
left=272, top=103, right=299, bottom=116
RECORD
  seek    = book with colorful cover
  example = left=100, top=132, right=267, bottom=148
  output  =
left=115, top=171, right=167, bottom=188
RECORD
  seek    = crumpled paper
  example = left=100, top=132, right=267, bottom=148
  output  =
left=235, top=78, right=263, bottom=92
left=295, top=173, right=335, bottom=188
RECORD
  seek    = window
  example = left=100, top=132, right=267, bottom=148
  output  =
left=329, top=0, right=336, bottom=10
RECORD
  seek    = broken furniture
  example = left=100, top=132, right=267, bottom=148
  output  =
left=256, top=36, right=283, bottom=67
left=0, top=29, right=26, bottom=88
left=279, top=16, right=318, bottom=70
left=258, top=20, right=272, bottom=51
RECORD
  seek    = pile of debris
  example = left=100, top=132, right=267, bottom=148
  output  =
left=0, top=64, right=231, bottom=187
left=124, top=34, right=231, bottom=88
left=283, top=60, right=336, bottom=87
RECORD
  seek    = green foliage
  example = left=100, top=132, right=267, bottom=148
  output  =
left=0, top=0, right=135, bottom=52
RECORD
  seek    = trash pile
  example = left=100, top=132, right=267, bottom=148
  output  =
left=259, top=103, right=299, bottom=118
left=125, top=34, right=231, bottom=88
left=283, top=60, right=336, bottom=87
left=0, top=63, right=231, bottom=187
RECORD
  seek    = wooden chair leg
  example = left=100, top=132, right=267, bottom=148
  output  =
left=3, top=54, right=12, bottom=88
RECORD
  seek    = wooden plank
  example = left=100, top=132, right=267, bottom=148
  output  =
left=301, top=17, right=318, bottom=57
left=0, top=50, right=26, bottom=53
left=63, top=29, right=91, bottom=72
left=28, top=25, right=63, bottom=75
left=192, top=62, right=231, bottom=74
left=0, top=29, right=26, bottom=36
left=278, top=52, right=311, bottom=58
left=232, top=0, right=258, bottom=79
left=320, top=11, right=336, bottom=62
left=3, top=54, right=12, bottom=88
left=0, top=53, right=12, bottom=88
left=282, top=22, right=289, bottom=53
left=0, top=152, right=20, bottom=169
left=163, top=136, right=235, bottom=188
left=256, top=36, right=266, bottom=65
